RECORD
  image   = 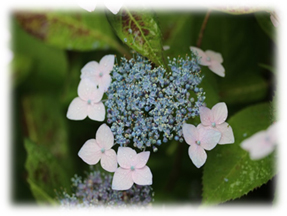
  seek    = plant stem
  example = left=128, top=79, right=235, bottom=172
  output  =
left=196, top=10, right=212, bottom=48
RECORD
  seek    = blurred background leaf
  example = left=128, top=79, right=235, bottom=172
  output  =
left=14, top=10, right=129, bottom=56
left=202, top=103, right=276, bottom=205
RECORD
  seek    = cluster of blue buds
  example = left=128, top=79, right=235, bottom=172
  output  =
left=57, top=169, right=153, bottom=207
left=105, top=54, right=205, bottom=151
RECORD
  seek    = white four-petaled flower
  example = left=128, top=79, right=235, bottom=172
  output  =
left=66, top=79, right=105, bottom=121
left=78, top=124, right=117, bottom=172
left=112, top=147, right=152, bottom=190
left=81, top=54, right=115, bottom=92
left=190, top=46, right=225, bottom=77
left=183, top=123, right=221, bottom=168
left=198, top=102, right=234, bottom=145
left=240, top=122, right=278, bottom=160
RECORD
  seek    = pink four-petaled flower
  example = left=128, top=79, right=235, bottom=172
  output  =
left=183, top=123, right=221, bottom=168
left=66, top=79, right=105, bottom=121
left=112, top=147, right=152, bottom=190
left=81, top=54, right=115, bottom=92
left=78, top=124, right=117, bottom=172
left=241, top=122, right=278, bottom=160
left=190, top=46, right=225, bottom=77
left=198, top=102, right=234, bottom=145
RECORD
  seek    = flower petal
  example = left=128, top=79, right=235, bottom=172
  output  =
left=205, top=50, right=223, bottom=63
left=188, top=144, right=207, bottom=168
left=182, top=123, right=197, bottom=145
left=78, top=79, right=104, bottom=102
left=266, top=122, right=278, bottom=145
left=117, top=147, right=137, bottom=169
left=81, top=61, right=99, bottom=77
left=101, top=149, right=117, bottom=172
left=216, top=122, right=235, bottom=144
left=240, top=131, right=266, bottom=151
left=199, top=106, right=213, bottom=126
left=78, top=139, right=101, bottom=165
left=208, top=61, right=225, bottom=77
left=88, top=102, right=106, bottom=121
left=96, top=123, right=114, bottom=149
left=99, top=54, right=115, bottom=74
left=66, top=97, right=88, bottom=120
left=112, top=167, right=133, bottom=190
left=135, top=151, right=150, bottom=169
left=250, top=142, right=275, bottom=160
left=190, top=46, right=210, bottom=66
left=198, top=126, right=221, bottom=150
left=105, top=2, right=123, bottom=15
left=132, top=166, right=152, bottom=186
left=78, top=2, right=97, bottom=12
left=212, top=102, right=228, bottom=124
left=98, top=74, right=111, bottom=92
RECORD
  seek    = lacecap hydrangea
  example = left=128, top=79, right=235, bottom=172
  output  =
left=105, top=54, right=205, bottom=151
left=57, top=169, right=153, bottom=207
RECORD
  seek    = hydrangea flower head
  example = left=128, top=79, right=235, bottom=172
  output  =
left=190, top=46, right=225, bottom=77
left=112, top=147, right=152, bottom=190
left=198, top=102, right=234, bottom=144
left=57, top=170, right=153, bottom=207
left=183, top=123, right=221, bottom=168
left=78, top=124, right=117, bottom=172
left=81, top=54, right=115, bottom=92
left=241, top=122, right=278, bottom=160
left=105, top=54, right=205, bottom=150
left=66, top=79, right=105, bottom=121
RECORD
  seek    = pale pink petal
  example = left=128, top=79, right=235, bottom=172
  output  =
left=134, top=151, right=150, bottom=169
left=78, top=2, right=97, bottom=12
left=96, top=123, right=114, bottom=149
left=182, top=123, right=197, bottom=145
left=101, top=149, right=117, bottom=172
left=105, top=2, right=123, bottom=15
left=132, top=166, right=152, bottom=186
left=81, top=61, right=99, bottom=77
left=188, top=144, right=207, bottom=168
left=78, top=79, right=104, bottom=102
left=199, top=106, right=213, bottom=126
left=249, top=142, right=275, bottom=160
left=99, top=55, right=115, bottom=74
left=98, top=74, right=111, bottom=92
left=198, top=127, right=221, bottom=150
left=266, top=122, right=278, bottom=145
left=190, top=46, right=210, bottom=66
left=208, top=61, right=225, bottom=77
left=88, top=102, right=105, bottom=121
left=212, top=102, right=228, bottom=124
left=216, top=122, right=235, bottom=144
left=205, top=50, right=223, bottom=63
left=78, top=139, right=101, bottom=165
left=270, top=14, right=279, bottom=27
left=66, top=97, right=88, bottom=120
left=241, top=131, right=266, bottom=151
left=117, top=147, right=137, bottom=169
left=112, top=167, right=133, bottom=190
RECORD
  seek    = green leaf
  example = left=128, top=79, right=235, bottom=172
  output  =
left=258, top=63, right=276, bottom=74
left=24, top=139, right=71, bottom=204
left=107, top=8, right=166, bottom=67
left=202, top=103, right=276, bottom=205
left=218, top=72, right=268, bottom=105
left=12, top=17, right=68, bottom=92
left=255, top=12, right=276, bottom=44
left=14, top=11, right=129, bottom=55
